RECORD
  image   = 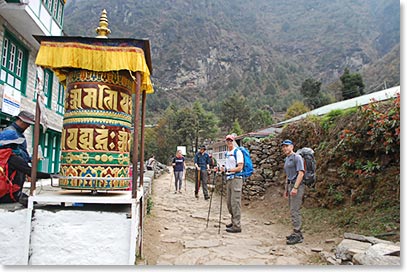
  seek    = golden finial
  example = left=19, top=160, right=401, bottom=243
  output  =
left=95, top=9, right=111, bottom=38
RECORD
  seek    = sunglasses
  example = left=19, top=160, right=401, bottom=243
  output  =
left=226, top=139, right=233, bottom=142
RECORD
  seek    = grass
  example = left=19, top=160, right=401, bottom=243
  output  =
left=301, top=202, right=400, bottom=242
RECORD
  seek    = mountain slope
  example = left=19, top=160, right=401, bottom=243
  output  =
left=63, top=0, right=400, bottom=119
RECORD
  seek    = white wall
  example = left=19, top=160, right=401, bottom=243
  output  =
left=0, top=208, right=28, bottom=265
left=29, top=209, right=132, bottom=265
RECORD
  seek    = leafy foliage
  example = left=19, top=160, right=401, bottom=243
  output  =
left=284, top=101, right=309, bottom=120
left=300, top=78, right=331, bottom=109
left=340, top=68, right=365, bottom=100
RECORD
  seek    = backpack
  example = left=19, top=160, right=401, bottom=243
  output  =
left=233, top=146, right=254, bottom=179
left=296, top=147, right=316, bottom=187
left=0, top=148, right=19, bottom=201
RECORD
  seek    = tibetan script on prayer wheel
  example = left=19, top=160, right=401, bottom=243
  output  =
left=59, top=69, right=133, bottom=190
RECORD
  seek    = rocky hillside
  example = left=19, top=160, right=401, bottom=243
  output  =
left=63, top=0, right=400, bottom=117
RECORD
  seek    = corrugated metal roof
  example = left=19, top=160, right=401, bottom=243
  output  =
left=277, top=86, right=400, bottom=126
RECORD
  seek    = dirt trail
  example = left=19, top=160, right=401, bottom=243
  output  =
left=142, top=170, right=340, bottom=265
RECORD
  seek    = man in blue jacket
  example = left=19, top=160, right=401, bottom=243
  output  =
left=194, top=145, right=210, bottom=200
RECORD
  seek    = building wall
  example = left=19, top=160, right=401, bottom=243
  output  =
left=0, top=5, right=64, bottom=172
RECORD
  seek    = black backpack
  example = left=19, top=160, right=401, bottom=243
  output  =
left=296, top=147, right=316, bottom=187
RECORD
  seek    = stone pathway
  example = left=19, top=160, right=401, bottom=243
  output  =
left=142, top=170, right=333, bottom=265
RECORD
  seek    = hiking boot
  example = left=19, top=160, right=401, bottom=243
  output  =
left=226, top=227, right=241, bottom=233
left=204, top=196, right=210, bottom=200
left=195, top=193, right=199, bottom=199
left=174, top=191, right=177, bottom=194
left=225, top=223, right=233, bottom=228
left=286, top=234, right=303, bottom=245
left=178, top=191, right=182, bottom=194
left=286, top=231, right=303, bottom=240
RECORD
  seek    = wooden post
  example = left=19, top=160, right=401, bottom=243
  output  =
left=140, top=90, right=147, bottom=187
left=132, top=72, right=141, bottom=199
left=30, top=94, right=41, bottom=195
left=138, top=89, right=147, bottom=258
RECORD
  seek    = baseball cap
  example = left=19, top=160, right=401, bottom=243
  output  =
left=16, top=110, right=35, bottom=125
left=199, top=145, right=206, bottom=150
left=225, top=134, right=235, bottom=141
left=281, top=139, right=294, bottom=146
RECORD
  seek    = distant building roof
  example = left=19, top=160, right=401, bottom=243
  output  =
left=276, top=86, right=400, bottom=127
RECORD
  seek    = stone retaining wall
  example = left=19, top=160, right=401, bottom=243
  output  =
left=186, top=138, right=285, bottom=200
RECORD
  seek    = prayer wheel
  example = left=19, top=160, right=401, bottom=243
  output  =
left=59, top=69, right=133, bottom=190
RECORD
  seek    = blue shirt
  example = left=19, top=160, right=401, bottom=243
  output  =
left=172, top=156, right=185, bottom=172
left=194, top=151, right=210, bottom=170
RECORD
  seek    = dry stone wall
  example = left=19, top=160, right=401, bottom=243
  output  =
left=242, top=138, right=285, bottom=200
left=185, top=138, right=285, bottom=200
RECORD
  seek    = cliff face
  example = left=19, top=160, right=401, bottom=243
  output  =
left=64, top=0, right=400, bottom=114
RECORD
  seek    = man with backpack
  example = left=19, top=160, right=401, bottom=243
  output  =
left=4, top=110, right=35, bottom=164
left=0, top=130, right=53, bottom=207
left=281, top=139, right=305, bottom=245
left=221, top=134, right=244, bottom=233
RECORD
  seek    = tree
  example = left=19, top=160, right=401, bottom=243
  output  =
left=220, top=95, right=251, bottom=132
left=301, top=78, right=321, bottom=109
left=300, top=78, right=332, bottom=110
left=247, top=109, right=273, bottom=131
left=230, top=119, right=244, bottom=136
left=340, top=68, right=365, bottom=100
left=284, top=101, right=310, bottom=120
left=191, top=101, right=218, bottom=152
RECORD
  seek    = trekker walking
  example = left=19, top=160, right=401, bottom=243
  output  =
left=194, top=145, right=210, bottom=200
left=146, top=155, right=156, bottom=170
left=221, top=134, right=244, bottom=233
left=172, top=150, right=186, bottom=194
left=281, top=139, right=305, bottom=245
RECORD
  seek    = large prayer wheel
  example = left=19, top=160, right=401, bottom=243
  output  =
left=59, top=69, right=133, bottom=190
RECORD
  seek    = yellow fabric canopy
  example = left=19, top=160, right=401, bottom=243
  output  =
left=35, top=41, right=153, bottom=94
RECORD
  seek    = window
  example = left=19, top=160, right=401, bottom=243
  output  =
left=43, top=69, right=53, bottom=108
left=38, top=130, right=61, bottom=174
left=57, top=83, right=65, bottom=115
left=42, top=0, right=65, bottom=27
left=0, top=31, right=28, bottom=94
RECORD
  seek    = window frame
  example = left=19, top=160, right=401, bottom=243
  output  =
left=0, top=30, right=28, bottom=95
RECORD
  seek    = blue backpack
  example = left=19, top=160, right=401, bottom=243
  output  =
left=233, top=146, right=254, bottom=179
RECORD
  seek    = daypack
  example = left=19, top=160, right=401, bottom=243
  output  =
left=0, top=148, right=19, bottom=200
left=233, top=146, right=254, bottom=179
left=296, top=147, right=316, bottom=187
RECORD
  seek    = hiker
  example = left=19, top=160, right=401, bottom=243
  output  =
left=221, top=134, right=244, bottom=233
left=209, top=154, right=217, bottom=170
left=0, top=130, right=53, bottom=207
left=193, top=145, right=210, bottom=200
left=281, top=139, right=305, bottom=245
left=146, top=155, right=156, bottom=170
left=172, top=150, right=186, bottom=194
left=208, top=154, right=218, bottom=185
left=3, top=110, right=35, bottom=164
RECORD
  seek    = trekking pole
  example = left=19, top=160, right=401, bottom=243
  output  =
left=169, top=169, right=173, bottom=192
left=218, top=170, right=225, bottom=234
left=206, top=170, right=217, bottom=228
left=184, top=171, right=186, bottom=192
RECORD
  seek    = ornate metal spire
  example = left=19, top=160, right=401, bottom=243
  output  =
left=95, top=9, right=111, bottom=38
